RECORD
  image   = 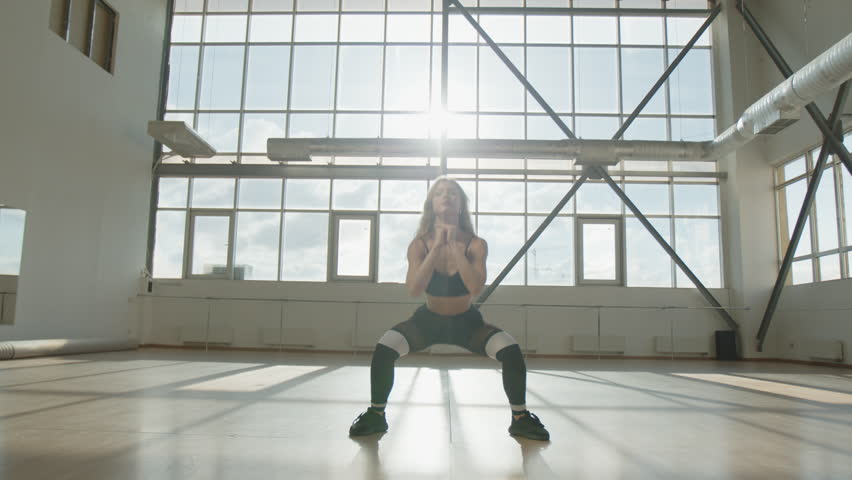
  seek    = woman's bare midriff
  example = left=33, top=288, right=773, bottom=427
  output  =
left=425, top=294, right=472, bottom=316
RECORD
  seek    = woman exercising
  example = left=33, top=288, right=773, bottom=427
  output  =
left=349, top=176, right=550, bottom=441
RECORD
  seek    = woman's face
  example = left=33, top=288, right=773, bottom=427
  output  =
left=431, top=180, right=462, bottom=217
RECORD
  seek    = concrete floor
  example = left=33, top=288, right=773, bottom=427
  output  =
left=1, top=348, right=851, bottom=479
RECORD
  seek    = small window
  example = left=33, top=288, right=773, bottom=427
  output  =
left=331, top=213, right=377, bottom=281
left=576, top=216, right=624, bottom=286
left=186, top=211, right=235, bottom=279
left=49, top=0, right=118, bottom=73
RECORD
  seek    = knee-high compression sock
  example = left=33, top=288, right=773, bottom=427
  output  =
left=370, top=343, right=400, bottom=406
left=496, top=344, right=527, bottom=409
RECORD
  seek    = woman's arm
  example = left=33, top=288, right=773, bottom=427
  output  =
left=405, top=236, right=441, bottom=297
left=449, top=236, right=487, bottom=297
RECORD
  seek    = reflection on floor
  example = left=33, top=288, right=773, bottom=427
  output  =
left=2, top=348, right=851, bottom=479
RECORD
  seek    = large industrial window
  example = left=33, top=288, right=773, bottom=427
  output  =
left=774, top=131, right=852, bottom=285
left=152, top=1, right=723, bottom=288
left=49, top=0, right=119, bottom=73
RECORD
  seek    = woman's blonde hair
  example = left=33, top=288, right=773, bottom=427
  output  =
left=416, top=176, right=475, bottom=239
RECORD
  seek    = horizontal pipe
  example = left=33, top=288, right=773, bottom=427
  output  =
left=706, top=31, right=852, bottom=159
left=0, top=338, right=138, bottom=361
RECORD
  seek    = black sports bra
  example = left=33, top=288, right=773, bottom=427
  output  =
left=421, top=236, right=474, bottom=297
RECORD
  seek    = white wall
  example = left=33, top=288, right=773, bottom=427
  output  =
left=138, top=280, right=732, bottom=357
left=742, top=0, right=852, bottom=364
left=0, top=0, right=167, bottom=340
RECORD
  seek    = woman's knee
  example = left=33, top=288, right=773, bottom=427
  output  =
left=485, top=331, right=519, bottom=360
left=377, top=329, right=410, bottom=357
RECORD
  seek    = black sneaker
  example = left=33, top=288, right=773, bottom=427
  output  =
left=349, top=409, right=389, bottom=436
left=508, top=411, right=550, bottom=441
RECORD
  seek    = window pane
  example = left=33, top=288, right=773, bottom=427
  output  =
left=175, top=0, right=204, bottom=12
left=383, top=114, right=429, bottom=138
left=282, top=212, right=328, bottom=281
left=286, top=179, right=330, bottom=209
left=167, top=46, right=199, bottom=110
left=153, top=211, right=186, bottom=278
left=626, top=217, right=671, bottom=287
left=527, top=216, right=573, bottom=285
left=333, top=180, right=379, bottom=210
left=623, top=117, right=667, bottom=141
left=669, top=48, right=713, bottom=115
left=478, top=15, right=524, bottom=44
left=340, top=14, right=384, bottom=42
left=291, top=46, right=337, bottom=110
left=574, top=16, right=616, bottom=45
left=448, top=47, right=477, bottom=111
left=671, top=117, right=715, bottom=141
left=253, top=0, right=294, bottom=11
left=289, top=113, right=333, bottom=138
left=242, top=113, right=285, bottom=153
left=344, top=0, right=384, bottom=11
left=199, top=46, right=244, bottom=110
left=477, top=115, right=523, bottom=139
left=479, top=47, right=524, bottom=112
left=478, top=215, right=525, bottom=285
left=0, top=209, right=25, bottom=275
left=172, top=15, right=202, bottom=42
left=577, top=182, right=621, bottom=214
left=673, top=184, right=718, bottom=215
left=526, top=47, right=571, bottom=114
left=782, top=156, right=806, bottom=182
left=527, top=115, right=573, bottom=140
left=249, top=14, right=292, bottom=42
left=582, top=223, right=616, bottom=280
left=791, top=259, right=813, bottom=285
left=620, top=17, right=664, bottom=45
left=843, top=165, right=852, bottom=246
left=238, top=178, right=282, bottom=209
left=819, top=254, right=841, bottom=281
left=781, top=180, right=812, bottom=257
left=204, top=15, right=247, bottom=42
left=625, top=183, right=669, bottom=215
left=379, top=214, right=420, bottom=283
left=815, top=167, right=839, bottom=251
left=389, top=0, right=431, bottom=10
left=381, top=180, right=427, bottom=211
left=294, top=14, right=338, bottom=42
left=297, top=0, right=338, bottom=10
left=457, top=180, right=477, bottom=212
left=479, top=181, right=524, bottom=213
left=675, top=218, right=721, bottom=288
left=337, top=218, right=372, bottom=276
left=526, top=16, right=570, bottom=44
left=235, top=212, right=280, bottom=280
left=575, top=48, right=618, bottom=113
left=575, top=116, right=619, bottom=139
left=197, top=113, right=240, bottom=152
left=385, top=46, right=430, bottom=111
left=337, top=46, right=383, bottom=110
left=621, top=48, right=666, bottom=115
left=667, top=17, right=711, bottom=46
left=528, top=181, right=574, bottom=213
left=159, top=178, right=189, bottom=208
left=336, top=114, right=381, bottom=137
left=191, top=216, right=231, bottom=275
left=191, top=178, right=235, bottom=208
left=245, top=46, right=290, bottom=110
left=208, top=0, right=248, bottom=12
left=386, top=14, right=431, bottom=42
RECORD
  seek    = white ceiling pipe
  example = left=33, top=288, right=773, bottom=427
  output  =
left=267, top=138, right=708, bottom=163
left=705, top=32, right=852, bottom=160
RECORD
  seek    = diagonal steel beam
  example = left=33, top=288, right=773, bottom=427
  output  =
left=594, top=165, right=741, bottom=352
left=476, top=174, right=589, bottom=305
left=449, top=0, right=577, bottom=140
left=613, top=3, right=721, bottom=140
left=736, top=0, right=852, bottom=176
left=756, top=81, right=851, bottom=352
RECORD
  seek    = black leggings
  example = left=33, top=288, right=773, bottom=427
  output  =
left=370, top=305, right=526, bottom=407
